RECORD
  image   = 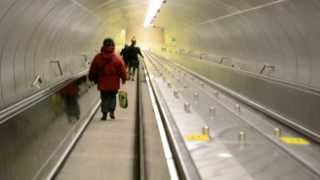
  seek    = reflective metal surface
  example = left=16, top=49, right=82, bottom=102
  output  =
left=144, top=52, right=320, bottom=179
left=0, top=0, right=100, bottom=108
left=1, top=0, right=320, bottom=179
left=0, top=78, right=99, bottom=180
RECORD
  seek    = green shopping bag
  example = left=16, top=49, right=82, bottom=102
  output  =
left=119, top=90, right=128, bottom=108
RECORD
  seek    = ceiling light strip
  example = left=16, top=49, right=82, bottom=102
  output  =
left=144, top=0, right=165, bottom=27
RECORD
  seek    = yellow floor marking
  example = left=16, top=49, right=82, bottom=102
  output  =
left=280, top=137, right=310, bottom=145
left=185, top=134, right=210, bottom=141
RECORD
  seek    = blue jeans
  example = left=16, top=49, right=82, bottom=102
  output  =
left=100, top=91, right=117, bottom=113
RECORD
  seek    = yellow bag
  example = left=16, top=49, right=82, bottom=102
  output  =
left=119, top=90, right=128, bottom=108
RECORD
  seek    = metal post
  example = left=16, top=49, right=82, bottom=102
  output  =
left=239, top=131, right=246, bottom=143
left=274, top=128, right=282, bottom=138
left=202, top=126, right=210, bottom=140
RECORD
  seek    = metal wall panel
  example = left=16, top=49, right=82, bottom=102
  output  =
left=179, top=0, right=320, bottom=90
left=0, top=82, right=99, bottom=180
left=155, top=0, right=320, bottom=136
left=0, top=0, right=100, bottom=109
left=158, top=53, right=320, bottom=140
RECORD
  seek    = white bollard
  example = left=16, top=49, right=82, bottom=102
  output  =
left=202, top=126, right=210, bottom=136
left=238, top=131, right=246, bottom=143
left=274, top=128, right=282, bottom=138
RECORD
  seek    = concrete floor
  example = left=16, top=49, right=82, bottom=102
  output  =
left=56, top=81, right=137, bottom=180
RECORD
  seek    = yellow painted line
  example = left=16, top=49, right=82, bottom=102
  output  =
left=280, top=137, right=310, bottom=145
left=185, top=134, right=210, bottom=141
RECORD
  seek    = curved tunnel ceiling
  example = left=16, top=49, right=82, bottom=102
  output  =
left=85, top=0, right=320, bottom=91
left=1, top=0, right=320, bottom=108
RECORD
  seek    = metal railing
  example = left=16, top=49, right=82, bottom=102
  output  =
left=0, top=70, right=88, bottom=125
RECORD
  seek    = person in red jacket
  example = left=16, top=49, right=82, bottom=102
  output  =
left=89, top=38, right=127, bottom=120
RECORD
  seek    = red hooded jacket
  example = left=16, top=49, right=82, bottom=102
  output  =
left=89, top=52, right=127, bottom=91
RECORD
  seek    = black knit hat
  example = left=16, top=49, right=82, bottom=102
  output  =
left=103, top=38, right=115, bottom=47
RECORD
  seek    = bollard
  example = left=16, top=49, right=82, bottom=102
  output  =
left=273, top=128, right=282, bottom=138
left=184, top=102, right=191, bottom=113
left=200, top=82, right=205, bottom=87
left=238, top=131, right=246, bottom=143
left=168, top=82, right=172, bottom=88
left=214, top=91, right=219, bottom=97
left=202, top=126, right=210, bottom=140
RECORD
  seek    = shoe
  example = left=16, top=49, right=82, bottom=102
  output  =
left=101, top=113, right=107, bottom=121
left=110, top=112, right=115, bottom=119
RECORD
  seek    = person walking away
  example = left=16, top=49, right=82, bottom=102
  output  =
left=89, top=38, right=127, bottom=120
left=120, top=44, right=129, bottom=68
left=127, top=39, right=144, bottom=81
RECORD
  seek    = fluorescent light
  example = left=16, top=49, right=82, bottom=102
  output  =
left=217, top=153, right=232, bottom=158
left=144, top=0, right=164, bottom=27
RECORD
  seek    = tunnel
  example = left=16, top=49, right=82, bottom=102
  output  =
left=1, top=0, right=320, bottom=179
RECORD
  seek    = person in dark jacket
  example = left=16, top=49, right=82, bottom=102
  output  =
left=89, top=38, right=127, bottom=120
left=127, top=39, right=144, bottom=81
left=120, top=44, right=129, bottom=68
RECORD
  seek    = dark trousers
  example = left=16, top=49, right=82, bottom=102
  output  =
left=100, top=91, right=117, bottom=113
left=128, top=65, right=137, bottom=78
left=128, top=61, right=139, bottom=78
left=64, top=95, right=80, bottom=118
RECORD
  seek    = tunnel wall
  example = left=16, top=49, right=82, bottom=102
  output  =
left=172, top=0, right=320, bottom=91
left=0, top=0, right=102, bottom=109
left=154, top=51, right=320, bottom=140
left=155, top=0, right=320, bottom=138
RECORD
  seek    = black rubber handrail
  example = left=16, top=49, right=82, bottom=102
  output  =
left=137, top=64, right=146, bottom=180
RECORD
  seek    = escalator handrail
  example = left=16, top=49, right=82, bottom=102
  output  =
left=0, top=70, right=88, bottom=125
